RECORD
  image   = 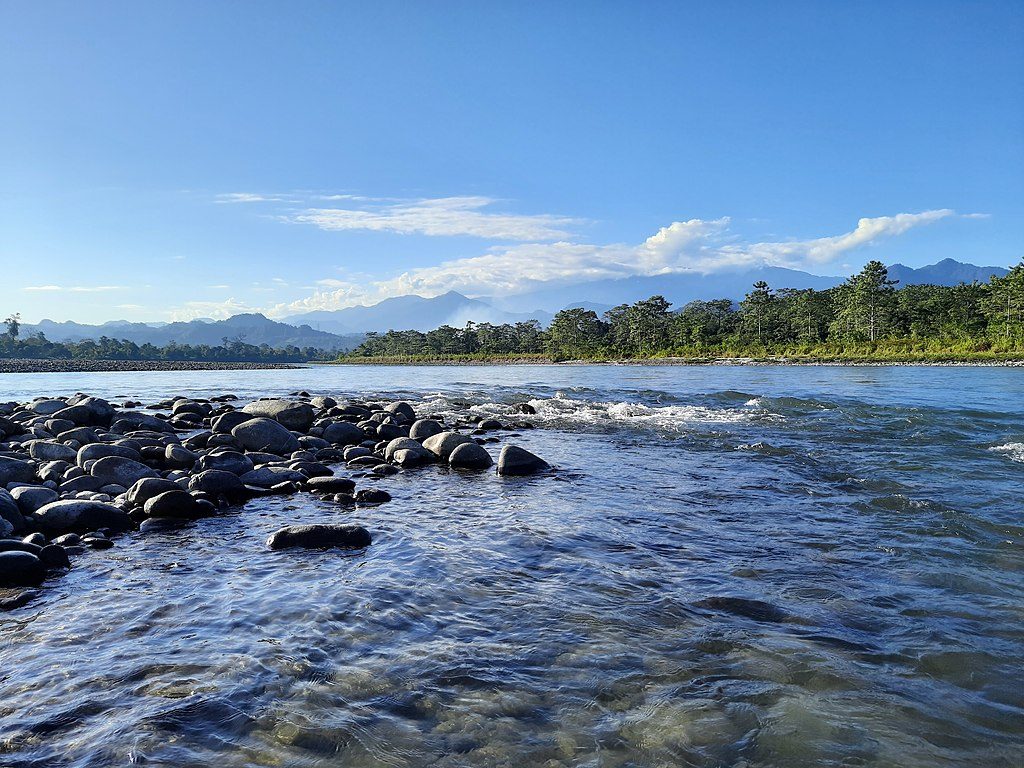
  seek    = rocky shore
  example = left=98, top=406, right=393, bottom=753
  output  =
left=0, top=392, right=548, bottom=601
left=0, top=359, right=305, bottom=374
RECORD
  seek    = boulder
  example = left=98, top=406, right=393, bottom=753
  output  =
left=126, top=477, right=181, bottom=507
left=266, top=524, right=371, bottom=550
left=34, top=500, right=132, bottom=534
left=27, top=441, right=78, bottom=463
left=384, top=402, right=416, bottom=421
left=393, top=448, right=429, bottom=468
left=449, top=442, right=493, bottom=469
left=58, top=475, right=107, bottom=494
left=384, top=437, right=431, bottom=462
left=196, top=451, right=254, bottom=476
left=322, top=421, right=365, bottom=446
left=164, top=444, right=198, bottom=469
left=496, top=445, right=550, bottom=476
left=31, top=399, right=68, bottom=416
left=0, top=551, right=46, bottom=587
left=0, top=457, right=36, bottom=486
left=188, top=470, right=245, bottom=496
left=304, top=476, right=356, bottom=494
left=242, top=400, right=315, bottom=432
left=110, top=412, right=175, bottom=434
left=77, top=443, right=141, bottom=466
left=10, top=486, right=57, bottom=515
left=89, top=456, right=159, bottom=487
left=422, top=431, right=475, bottom=461
left=231, top=418, right=300, bottom=455
left=38, top=544, right=71, bottom=570
left=355, top=488, right=391, bottom=504
left=211, top=411, right=256, bottom=434
left=239, top=466, right=306, bottom=488
left=143, top=490, right=199, bottom=519
left=409, top=419, right=444, bottom=440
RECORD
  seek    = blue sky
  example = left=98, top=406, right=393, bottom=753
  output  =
left=1, top=1, right=1022, bottom=323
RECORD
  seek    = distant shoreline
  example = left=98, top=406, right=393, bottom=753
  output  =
left=0, top=359, right=305, bottom=374
left=328, top=356, right=1024, bottom=367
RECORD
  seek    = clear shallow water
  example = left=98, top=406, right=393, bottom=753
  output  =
left=0, top=364, right=1022, bottom=767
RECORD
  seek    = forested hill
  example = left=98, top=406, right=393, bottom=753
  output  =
left=344, top=261, right=1024, bottom=362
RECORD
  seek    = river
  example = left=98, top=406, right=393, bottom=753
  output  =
left=0, top=364, right=1021, bottom=767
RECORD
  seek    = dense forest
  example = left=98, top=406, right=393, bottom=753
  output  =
left=0, top=317, right=328, bottom=363
left=346, top=261, right=1024, bottom=362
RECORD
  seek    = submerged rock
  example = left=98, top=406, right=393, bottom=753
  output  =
left=496, top=445, right=550, bottom=476
left=449, top=442, right=493, bottom=469
left=266, top=524, right=372, bottom=550
left=0, top=551, right=46, bottom=587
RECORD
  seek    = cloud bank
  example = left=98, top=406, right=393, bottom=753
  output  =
left=272, top=209, right=957, bottom=316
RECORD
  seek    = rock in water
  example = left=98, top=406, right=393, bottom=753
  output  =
left=0, top=551, right=46, bottom=587
left=143, top=490, right=199, bottom=519
left=231, top=418, right=300, bottom=455
left=266, top=524, right=372, bottom=550
left=322, top=421, right=365, bottom=446
left=34, top=500, right=133, bottom=534
left=449, top=442, right=493, bottom=469
left=496, top=445, right=550, bottom=476
left=242, top=399, right=315, bottom=431
left=421, top=431, right=475, bottom=460
left=409, top=419, right=444, bottom=440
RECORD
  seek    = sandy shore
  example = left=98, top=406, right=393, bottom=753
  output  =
left=0, top=359, right=305, bottom=374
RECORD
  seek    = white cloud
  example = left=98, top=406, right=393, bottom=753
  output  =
left=215, top=192, right=292, bottom=204
left=269, top=209, right=957, bottom=316
left=292, top=196, right=579, bottom=240
left=168, top=298, right=262, bottom=321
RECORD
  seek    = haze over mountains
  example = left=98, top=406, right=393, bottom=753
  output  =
left=22, top=259, right=1011, bottom=349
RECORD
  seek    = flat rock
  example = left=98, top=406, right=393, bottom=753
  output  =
left=266, top=524, right=371, bottom=550
left=33, top=499, right=132, bottom=535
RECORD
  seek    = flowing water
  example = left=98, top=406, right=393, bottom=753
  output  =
left=0, top=364, right=1022, bottom=767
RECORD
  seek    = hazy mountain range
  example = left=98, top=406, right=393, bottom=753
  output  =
left=22, top=259, right=1011, bottom=349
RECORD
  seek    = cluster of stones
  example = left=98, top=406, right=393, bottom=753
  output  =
left=0, top=392, right=549, bottom=595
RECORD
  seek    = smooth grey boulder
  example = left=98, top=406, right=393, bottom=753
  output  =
left=57, top=427, right=100, bottom=445
left=310, top=396, right=336, bottom=410
left=0, top=457, right=36, bottom=486
left=239, top=466, right=305, bottom=488
left=211, top=411, right=256, bottom=434
left=322, top=421, right=365, bottom=446
left=409, top=419, right=444, bottom=440
left=110, top=412, right=175, bottom=434
left=143, top=490, right=198, bottom=519
left=196, top=451, right=254, bottom=475
left=392, top=448, right=429, bottom=468
left=77, top=443, right=141, bottom=466
left=34, top=500, right=132, bottom=534
left=164, top=444, right=198, bottom=469
left=449, top=442, right=493, bottom=469
left=28, top=441, right=78, bottom=463
left=52, top=404, right=100, bottom=426
left=10, top=486, right=57, bottom=515
left=266, top=524, right=371, bottom=550
left=126, top=477, right=181, bottom=507
left=384, top=437, right=430, bottom=462
left=0, top=551, right=46, bottom=587
left=304, top=476, right=356, bottom=493
left=384, top=402, right=416, bottom=421
left=58, top=475, right=106, bottom=494
left=31, top=399, right=68, bottom=416
left=188, top=469, right=245, bottom=495
left=242, top=400, right=315, bottom=432
left=422, top=431, right=475, bottom=461
left=89, top=456, right=158, bottom=487
left=496, top=445, right=550, bottom=476
left=231, top=418, right=300, bottom=455
left=139, top=517, right=192, bottom=533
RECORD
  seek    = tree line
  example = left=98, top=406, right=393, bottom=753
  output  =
left=345, top=260, right=1024, bottom=361
left=0, top=316, right=329, bottom=363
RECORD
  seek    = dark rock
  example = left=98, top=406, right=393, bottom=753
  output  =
left=322, top=421, right=365, bottom=446
left=513, top=403, right=537, bottom=414
left=76, top=443, right=141, bottom=466
left=239, top=466, right=305, bottom=488
left=305, top=476, right=356, bottom=494
left=127, top=477, right=181, bottom=506
left=110, top=411, right=176, bottom=434
left=34, top=500, right=132, bottom=534
left=27, top=441, right=78, bottom=462
left=409, top=418, right=444, bottom=440
left=242, top=399, right=315, bottom=431
left=0, top=489, right=26, bottom=531
left=231, top=418, right=300, bottom=455
left=0, top=551, right=45, bottom=587
left=449, top=442, right=493, bottom=469
left=38, top=544, right=71, bottom=570
left=266, top=524, right=371, bottom=550
left=89, top=455, right=159, bottom=487
left=22, top=532, right=47, bottom=546
left=355, top=488, right=391, bottom=505
left=196, top=451, right=254, bottom=476
left=140, top=517, right=192, bottom=533
left=164, top=444, right=199, bottom=469
left=82, top=536, right=114, bottom=550
left=211, top=411, right=256, bottom=434
left=0, top=457, right=36, bottom=486
left=143, top=490, right=199, bottom=519
left=694, top=596, right=788, bottom=623
left=384, top=401, right=417, bottom=422
left=10, top=486, right=58, bottom=515
left=188, top=469, right=245, bottom=496
left=496, top=445, right=550, bottom=476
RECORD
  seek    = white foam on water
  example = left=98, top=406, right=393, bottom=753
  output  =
left=420, top=393, right=773, bottom=432
left=989, top=442, right=1024, bottom=463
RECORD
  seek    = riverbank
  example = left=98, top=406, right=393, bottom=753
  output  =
left=0, top=359, right=305, bottom=374
left=332, top=354, right=1024, bottom=366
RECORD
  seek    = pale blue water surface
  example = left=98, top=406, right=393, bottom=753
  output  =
left=0, top=364, right=1021, bottom=767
